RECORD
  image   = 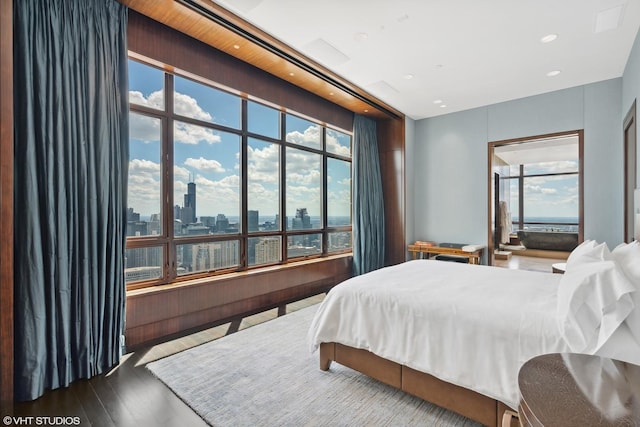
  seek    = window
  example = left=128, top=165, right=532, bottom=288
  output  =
left=493, top=133, right=581, bottom=234
left=126, top=59, right=352, bottom=288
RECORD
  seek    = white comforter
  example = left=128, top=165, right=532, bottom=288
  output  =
left=307, top=259, right=571, bottom=409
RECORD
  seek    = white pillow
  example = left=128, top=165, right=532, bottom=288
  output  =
left=557, top=260, right=635, bottom=353
left=611, top=241, right=640, bottom=352
left=565, top=240, right=611, bottom=271
left=611, top=241, right=640, bottom=285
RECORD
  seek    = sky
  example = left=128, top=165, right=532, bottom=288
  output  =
left=127, top=59, right=352, bottom=223
left=504, top=160, right=579, bottom=219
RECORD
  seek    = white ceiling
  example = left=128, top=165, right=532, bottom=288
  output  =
left=211, top=0, right=640, bottom=120
left=494, top=135, right=579, bottom=165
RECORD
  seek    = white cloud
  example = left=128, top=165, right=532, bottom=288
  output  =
left=130, top=112, right=161, bottom=142
left=248, top=143, right=280, bottom=184
left=129, top=90, right=221, bottom=145
left=286, top=125, right=321, bottom=149
left=129, top=90, right=164, bottom=110
left=174, top=165, right=191, bottom=181
left=174, top=122, right=221, bottom=145
left=286, top=149, right=321, bottom=186
left=127, top=159, right=161, bottom=215
left=174, top=92, right=212, bottom=121
left=326, top=132, right=351, bottom=157
left=287, top=170, right=321, bottom=186
left=524, top=183, right=557, bottom=194
left=530, top=161, right=578, bottom=174
left=184, top=157, right=226, bottom=173
left=248, top=182, right=279, bottom=213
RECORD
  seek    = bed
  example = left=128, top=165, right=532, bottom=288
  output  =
left=308, top=241, right=640, bottom=427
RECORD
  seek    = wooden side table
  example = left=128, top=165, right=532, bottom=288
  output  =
left=407, top=244, right=483, bottom=264
left=518, top=353, right=640, bottom=426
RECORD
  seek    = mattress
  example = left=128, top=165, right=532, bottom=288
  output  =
left=308, top=259, right=571, bottom=409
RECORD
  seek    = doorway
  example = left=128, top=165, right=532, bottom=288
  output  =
left=487, top=130, right=584, bottom=266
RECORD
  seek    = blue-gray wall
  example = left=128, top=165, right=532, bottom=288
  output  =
left=410, top=79, right=624, bottom=253
left=407, top=27, right=640, bottom=257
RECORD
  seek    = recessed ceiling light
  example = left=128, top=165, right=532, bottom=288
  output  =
left=433, top=99, right=443, bottom=104
left=354, top=32, right=369, bottom=42
left=364, top=109, right=369, bottom=113
left=540, top=34, right=558, bottom=43
left=440, top=104, right=447, bottom=108
left=289, top=72, right=295, bottom=76
left=329, top=92, right=334, bottom=96
left=546, top=70, right=561, bottom=77
left=233, top=44, right=240, bottom=49
left=403, top=74, right=414, bottom=80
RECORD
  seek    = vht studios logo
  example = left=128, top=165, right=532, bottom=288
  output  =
left=2, top=416, right=81, bottom=426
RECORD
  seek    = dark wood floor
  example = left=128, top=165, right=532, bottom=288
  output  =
left=2, top=295, right=325, bottom=427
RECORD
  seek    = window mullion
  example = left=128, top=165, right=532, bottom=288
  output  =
left=322, top=128, right=328, bottom=255
left=240, top=99, right=248, bottom=269
left=165, top=72, right=176, bottom=281
left=280, top=112, right=287, bottom=263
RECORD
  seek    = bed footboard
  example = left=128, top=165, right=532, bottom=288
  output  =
left=319, top=342, right=517, bottom=427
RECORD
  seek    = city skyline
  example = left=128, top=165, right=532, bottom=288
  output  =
left=128, top=59, right=352, bottom=222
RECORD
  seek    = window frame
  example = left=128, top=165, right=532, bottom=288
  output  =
left=126, top=58, right=352, bottom=290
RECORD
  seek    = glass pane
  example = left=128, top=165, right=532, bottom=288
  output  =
left=509, top=179, right=519, bottom=230
left=248, top=236, right=282, bottom=266
left=174, top=76, right=240, bottom=129
left=326, top=128, right=351, bottom=157
left=524, top=160, right=578, bottom=175
left=248, top=138, right=280, bottom=232
left=128, top=59, right=164, bottom=110
left=174, top=122, right=240, bottom=234
left=286, top=147, right=321, bottom=230
left=125, top=247, right=163, bottom=284
left=286, top=114, right=320, bottom=149
left=328, top=231, right=352, bottom=252
left=523, top=175, right=579, bottom=231
left=327, top=158, right=351, bottom=226
left=248, top=101, right=279, bottom=139
left=177, top=240, right=239, bottom=275
left=128, top=112, right=162, bottom=237
left=287, top=233, right=322, bottom=258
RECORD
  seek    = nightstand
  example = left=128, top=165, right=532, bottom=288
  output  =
left=518, top=353, right=640, bottom=426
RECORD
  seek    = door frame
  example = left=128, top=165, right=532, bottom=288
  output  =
left=623, top=100, right=637, bottom=243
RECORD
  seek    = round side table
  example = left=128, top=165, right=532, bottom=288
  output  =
left=551, top=262, right=566, bottom=274
left=518, top=353, right=640, bottom=427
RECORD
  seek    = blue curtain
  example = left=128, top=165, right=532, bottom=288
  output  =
left=352, top=114, right=385, bottom=275
left=13, top=0, right=128, bottom=401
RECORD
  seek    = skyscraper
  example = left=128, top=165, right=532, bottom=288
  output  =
left=248, top=210, right=259, bottom=232
left=292, top=208, right=311, bottom=229
left=183, top=181, right=196, bottom=224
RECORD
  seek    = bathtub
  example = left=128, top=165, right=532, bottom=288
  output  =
left=516, top=230, right=579, bottom=252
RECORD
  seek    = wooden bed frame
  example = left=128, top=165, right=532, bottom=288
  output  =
left=320, top=342, right=517, bottom=427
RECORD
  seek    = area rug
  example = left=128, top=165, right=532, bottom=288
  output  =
left=146, top=305, right=482, bottom=426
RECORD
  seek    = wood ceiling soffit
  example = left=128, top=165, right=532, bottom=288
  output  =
left=119, top=0, right=402, bottom=120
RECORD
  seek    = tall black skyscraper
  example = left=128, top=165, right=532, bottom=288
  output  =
left=183, top=181, right=196, bottom=224
left=248, top=210, right=259, bottom=232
